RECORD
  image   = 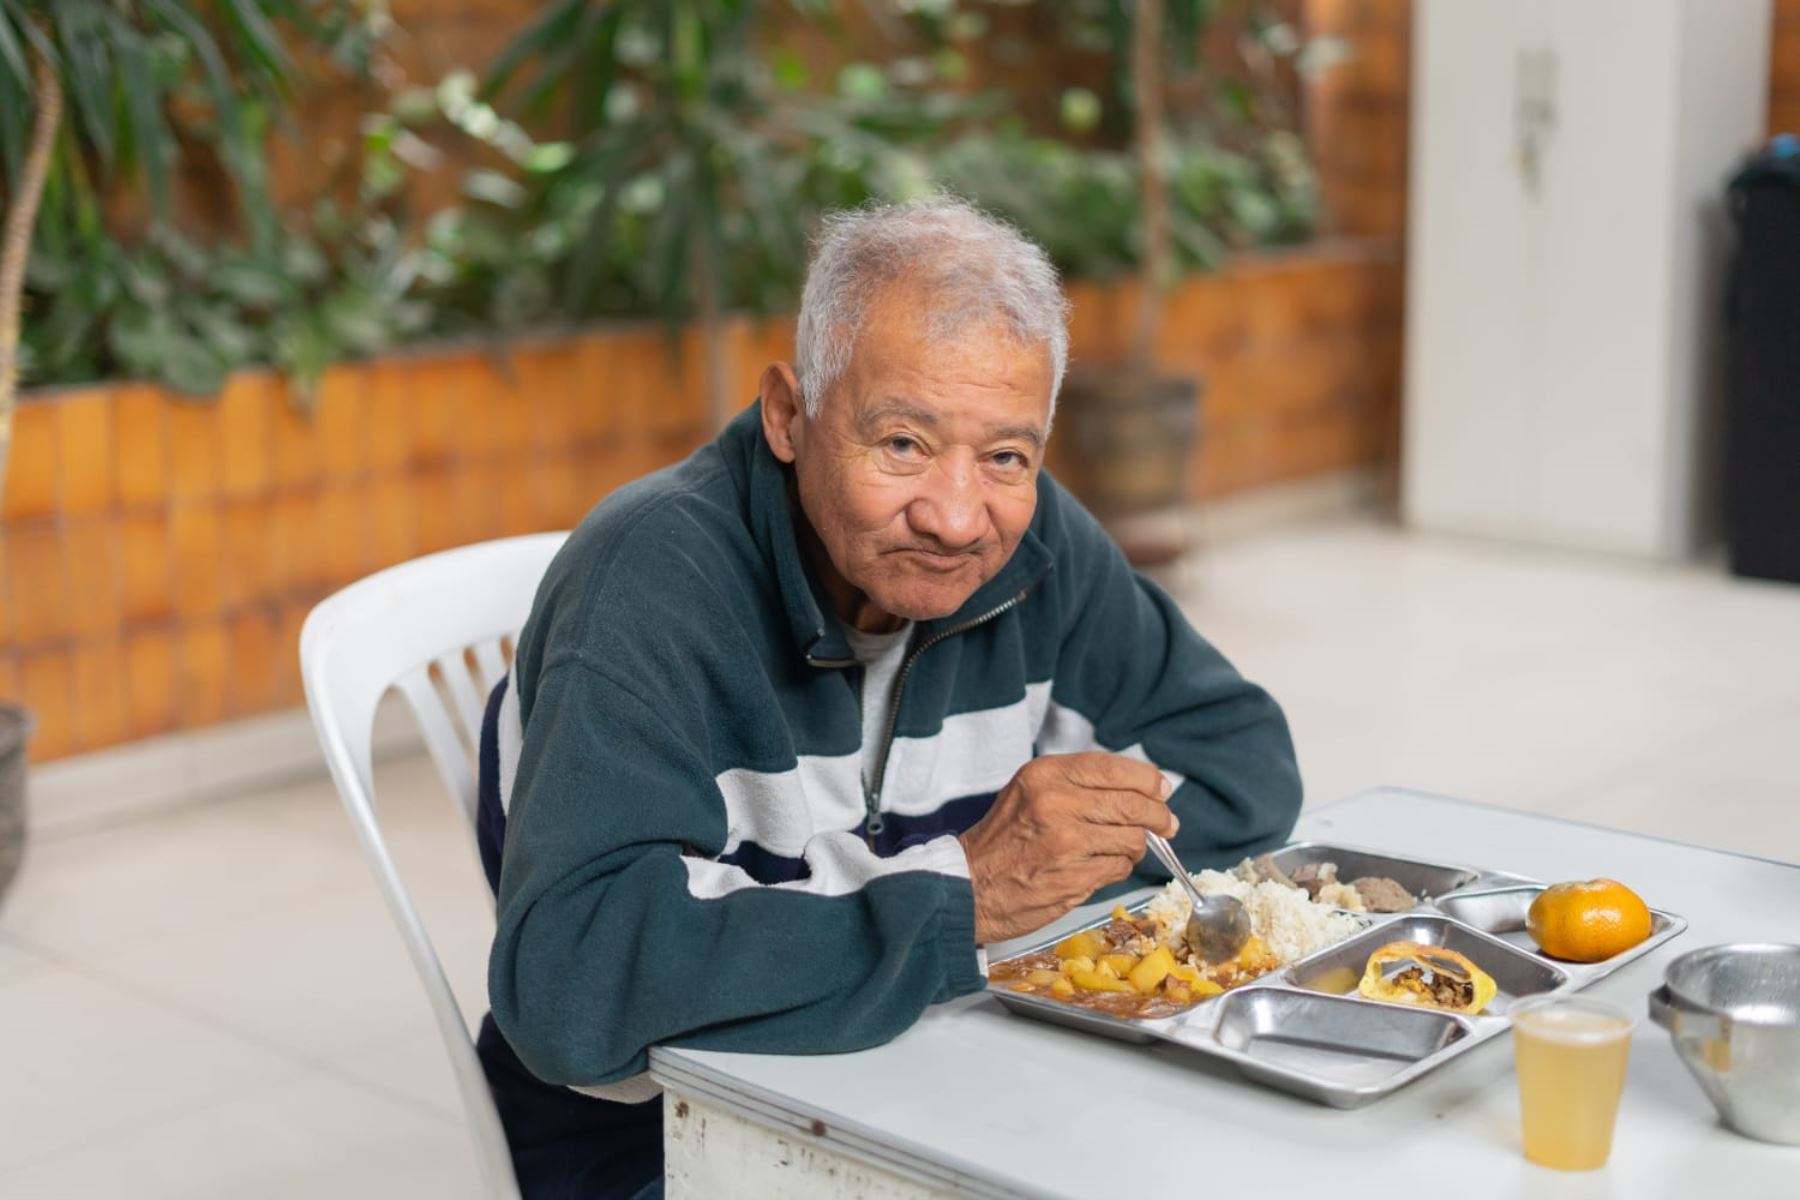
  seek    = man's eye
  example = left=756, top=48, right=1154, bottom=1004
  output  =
left=992, top=450, right=1027, bottom=469
left=887, top=437, right=921, bottom=457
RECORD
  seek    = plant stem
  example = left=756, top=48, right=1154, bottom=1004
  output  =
left=1132, top=0, right=1169, bottom=370
left=0, top=49, right=63, bottom=503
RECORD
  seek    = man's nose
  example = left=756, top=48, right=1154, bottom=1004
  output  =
left=908, top=457, right=987, bottom=550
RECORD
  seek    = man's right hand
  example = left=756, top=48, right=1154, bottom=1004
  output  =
left=957, top=752, right=1178, bottom=945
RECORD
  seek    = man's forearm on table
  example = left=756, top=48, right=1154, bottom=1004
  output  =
left=488, top=841, right=988, bottom=1086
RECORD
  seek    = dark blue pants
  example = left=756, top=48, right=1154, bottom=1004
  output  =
left=477, top=1014, right=663, bottom=1199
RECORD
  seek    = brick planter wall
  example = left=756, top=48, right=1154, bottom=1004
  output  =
left=1060, top=241, right=1402, bottom=498
left=0, top=320, right=787, bottom=763
left=2, top=247, right=1401, bottom=764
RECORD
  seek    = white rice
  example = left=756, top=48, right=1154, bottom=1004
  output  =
left=1143, top=862, right=1361, bottom=965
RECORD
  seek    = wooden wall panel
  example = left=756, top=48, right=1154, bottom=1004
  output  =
left=1774, top=0, right=1800, bottom=136
left=1, top=326, right=718, bottom=763
left=1303, top=0, right=1413, bottom=242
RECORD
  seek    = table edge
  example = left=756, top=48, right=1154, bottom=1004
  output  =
left=650, top=1050, right=1050, bottom=1200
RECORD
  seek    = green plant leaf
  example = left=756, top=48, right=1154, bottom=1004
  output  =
left=50, top=1, right=116, bottom=171
left=121, top=255, right=175, bottom=307
left=482, top=0, right=587, bottom=103
left=213, top=259, right=292, bottom=308
left=159, top=333, right=230, bottom=397
left=107, top=302, right=172, bottom=373
left=930, top=48, right=967, bottom=84
left=321, top=287, right=392, bottom=354
left=0, top=7, right=28, bottom=89
left=523, top=141, right=575, bottom=173
left=561, top=134, right=647, bottom=311
left=463, top=168, right=529, bottom=209
left=282, top=237, right=330, bottom=286
left=145, top=30, right=191, bottom=89
left=23, top=246, right=71, bottom=291
left=946, top=11, right=987, bottom=41
left=731, top=138, right=802, bottom=282
left=771, top=47, right=808, bottom=91
left=491, top=266, right=553, bottom=330
left=837, top=62, right=887, bottom=101
left=1217, top=80, right=1255, bottom=125
left=1258, top=21, right=1300, bottom=58
left=269, top=311, right=336, bottom=395
left=142, top=0, right=275, bottom=236
left=218, top=0, right=295, bottom=83
left=111, top=17, right=176, bottom=216
left=189, top=304, right=262, bottom=367
left=1060, top=88, right=1101, bottom=135
left=360, top=145, right=406, bottom=201
left=1225, top=187, right=1279, bottom=239
left=0, top=55, right=29, bottom=187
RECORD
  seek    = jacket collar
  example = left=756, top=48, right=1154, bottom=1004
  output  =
left=734, top=402, right=1056, bottom=667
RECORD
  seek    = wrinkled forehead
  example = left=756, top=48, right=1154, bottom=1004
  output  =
left=826, top=278, right=1055, bottom=416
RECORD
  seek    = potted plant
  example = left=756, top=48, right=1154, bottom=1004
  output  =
left=1053, top=0, right=1199, bottom=563
left=480, top=0, right=972, bottom=430
left=0, top=39, right=54, bottom=900
left=0, top=0, right=313, bottom=901
left=926, top=0, right=1332, bottom=561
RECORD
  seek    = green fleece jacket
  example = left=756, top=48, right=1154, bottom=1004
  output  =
left=482, top=403, right=1301, bottom=1088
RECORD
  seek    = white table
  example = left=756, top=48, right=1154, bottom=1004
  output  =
left=649, top=788, right=1799, bottom=1198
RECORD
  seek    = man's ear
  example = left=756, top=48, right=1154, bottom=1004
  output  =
left=759, top=361, right=804, bottom=464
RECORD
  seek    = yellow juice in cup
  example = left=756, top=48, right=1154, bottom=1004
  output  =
left=1512, top=996, right=1634, bottom=1171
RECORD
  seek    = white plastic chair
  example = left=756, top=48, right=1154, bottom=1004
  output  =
left=300, top=532, right=568, bottom=1200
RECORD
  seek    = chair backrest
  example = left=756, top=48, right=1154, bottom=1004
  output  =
left=300, top=532, right=568, bottom=1200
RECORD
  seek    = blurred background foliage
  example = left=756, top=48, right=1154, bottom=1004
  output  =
left=5, top=0, right=1339, bottom=399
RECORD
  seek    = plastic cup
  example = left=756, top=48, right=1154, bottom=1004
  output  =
left=1511, top=995, right=1635, bottom=1170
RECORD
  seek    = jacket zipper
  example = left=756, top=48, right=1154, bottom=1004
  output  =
left=863, top=588, right=1031, bottom=848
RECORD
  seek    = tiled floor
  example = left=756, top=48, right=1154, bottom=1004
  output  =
left=2, top=516, right=1797, bottom=1197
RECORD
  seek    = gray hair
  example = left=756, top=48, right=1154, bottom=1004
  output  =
left=794, top=197, right=1070, bottom=425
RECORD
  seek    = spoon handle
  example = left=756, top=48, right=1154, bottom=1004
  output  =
left=1145, top=832, right=1203, bottom=904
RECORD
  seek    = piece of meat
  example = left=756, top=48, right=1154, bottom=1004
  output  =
left=1288, top=861, right=1339, bottom=898
left=1395, top=965, right=1474, bottom=1009
left=1351, top=876, right=1415, bottom=913
left=1250, top=853, right=1297, bottom=889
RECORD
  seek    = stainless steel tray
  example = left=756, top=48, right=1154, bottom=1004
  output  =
left=986, top=841, right=1687, bottom=1108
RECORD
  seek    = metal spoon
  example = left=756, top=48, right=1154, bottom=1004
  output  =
left=1145, top=832, right=1252, bottom=964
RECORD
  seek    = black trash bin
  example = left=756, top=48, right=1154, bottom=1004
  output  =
left=1724, top=134, right=1800, bottom=584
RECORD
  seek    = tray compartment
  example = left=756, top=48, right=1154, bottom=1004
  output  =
left=1212, top=988, right=1469, bottom=1089
left=1263, top=842, right=1482, bottom=906
left=1286, top=915, right=1568, bottom=1015
left=1434, top=886, right=1542, bottom=936
left=985, top=893, right=1377, bottom=1023
left=1435, top=886, right=1683, bottom=960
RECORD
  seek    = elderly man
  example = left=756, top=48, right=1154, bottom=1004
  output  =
left=474, top=198, right=1300, bottom=1197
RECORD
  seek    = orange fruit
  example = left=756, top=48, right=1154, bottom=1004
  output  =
left=1526, top=879, right=1652, bottom=962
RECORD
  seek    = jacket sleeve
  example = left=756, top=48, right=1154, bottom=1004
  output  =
left=487, top=654, right=985, bottom=1088
left=1040, top=495, right=1302, bottom=892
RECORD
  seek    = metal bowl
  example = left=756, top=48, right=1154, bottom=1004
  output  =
left=1649, top=943, right=1800, bottom=1145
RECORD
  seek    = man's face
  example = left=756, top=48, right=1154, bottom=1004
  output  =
left=762, top=285, right=1053, bottom=629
